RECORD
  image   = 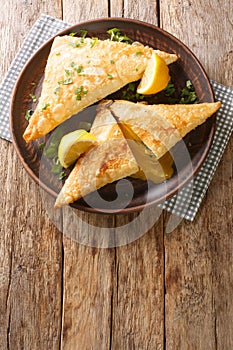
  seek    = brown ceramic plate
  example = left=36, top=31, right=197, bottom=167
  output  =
left=10, top=18, right=215, bottom=214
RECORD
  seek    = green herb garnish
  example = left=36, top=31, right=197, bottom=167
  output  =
left=42, top=129, right=68, bottom=180
left=78, top=121, right=91, bottom=131
left=25, top=109, right=32, bottom=121
left=38, top=142, right=46, bottom=150
left=90, top=37, right=98, bottom=48
left=29, top=93, right=37, bottom=103
left=80, top=29, right=88, bottom=39
left=107, top=28, right=133, bottom=43
left=54, top=86, right=60, bottom=97
left=110, top=60, right=115, bottom=64
left=51, top=159, right=66, bottom=180
left=70, top=62, right=83, bottom=73
left=76, top=65, right=83, bottom=74
left=107, top=74, right=113, bottom=79
left=41, top=103, right=50, bottom=110
left=56, top=52, right=61, bottom=56
left=43, top=128, right=63, bottom=159
left=179, top=80, right=198, bottom=104
left=51, top=158, right=62, bottom=174
left=69, top=42, right=81, bottom=48
left=135, top=51, right=142, bottom=56
left=74, top=86, right=87, bottom=100
left=58, top=78, right=73, bottom=85
left=75, top=86, right=83, bottom=100
left=69, top=32, right=77, bottom=37
left=163, top=81, right=176, bottom=96
left=121, top=82, right=145, bottom=102
left=43, top=146, right=57, bottom=159
left=58, top=171, right=66, bottom=180
left=65, top=69, right=73, bottom=76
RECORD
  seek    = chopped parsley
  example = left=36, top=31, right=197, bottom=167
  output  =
left=41, top=103, right=50, bottom=110
left=75, top=86, right=88, bottom=100
left=43, top=128, right=63, bottom=159
left=65, top=69, right=73, bottom=76
left=90, top=37, right=98, bottom=48
left=54, top=86, right=60, bottom=97
left=29, top=93, right=37, bottom=103
left=55, top=52, right=61, bottom=56
left=110, top=60, right=115, bottom=64
left=179, top=80, right=198, bottom=104
left=51, top=158, right=66, bottom=180
left=121, top=82, right=145, bottom=102
left=25, top=109, right=32, bottom=121
left=70, top=62, right=83, bottom=73
left=68, top=32, right=77, bottom=37
left=43, top=146, right=57, bottom=159
left=51, top=158, right=63, bottom=174
left=107, top=74, right=113, bottom=79
left=163, top=81, right=176, bottom=96
left=135, top=51, right=142, bottom=56
left=76, top=65, right=83, bottom=74
left=80, top=29, right=88, bottom=39
left=58, top=171, right=66, bottom=180
left=107, top=28, right=133, bottom=43
left=42, top=128, right=67, bottom=180
left=58, top=78, right=73, bottom=85
left=69, top=42, right=81, bottom=48
left=38, top=142, right=46, bottom=150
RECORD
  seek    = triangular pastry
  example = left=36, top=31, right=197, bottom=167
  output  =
left=109, top=100, right=221, bottom=159
left=54, top=101, right=139, bottom=208
left=23, top=36, right=178, bottom=142
left=54, top=99, right=220, bottom=208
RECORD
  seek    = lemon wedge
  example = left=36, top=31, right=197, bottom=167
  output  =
left=58, top=129, right=97, bottom=168
left=137, top=52, right=170, bottom=95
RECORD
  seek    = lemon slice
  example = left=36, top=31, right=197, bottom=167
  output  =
left=58, top=129, right=97, bottom=168
left=137, top=52, right=170, bottom=95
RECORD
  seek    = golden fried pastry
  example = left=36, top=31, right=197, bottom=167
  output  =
left=109, top=100, right=221, bottom=159
left=54, top=101, right=139, bottom=208
left=23, top=36, right=177, bottom=142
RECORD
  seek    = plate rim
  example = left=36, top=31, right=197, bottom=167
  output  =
left=10, top=17, right=215, bottom=214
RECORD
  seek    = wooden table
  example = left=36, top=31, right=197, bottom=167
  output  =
left=1, top=1, right=232, bottom=349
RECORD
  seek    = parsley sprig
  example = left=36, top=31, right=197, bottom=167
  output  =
left=25, top=109, right=32, bottom=121
left=58, top=78, right=73, bottom=85
left=70, top=62, right=83, bottom=74
left=43, top=128, right=66, bottom=180
left=179, top=80, right=198, bottom=104
left=75, top=86, right=88, bottom=100
left=107, top=28, right=133, bottom=43
left=121, top=82, right=145, bottom=102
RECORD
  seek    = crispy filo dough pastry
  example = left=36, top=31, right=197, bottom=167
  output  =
left=109, top=100, right=221, bottom=159
left=23, top=35, right=177, bottom=142
left=54, top=101, right=139, bottom=208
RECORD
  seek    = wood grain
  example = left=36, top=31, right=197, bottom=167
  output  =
left=62, top=0, right=109, bottom=24
left=0, top=1, right=63, bottom=349
left=60, top=2, right=115, bottom=349
left=111, top=0, right=159, bottom=24
left=110, top=3, right=165, bottom=349
left=0, top=0, right=232, bottom=349
left=160, top=0, right=233, bottom=87
left=112, top=209, right=165, bottom=350
left=161, top=1, right=233, bottom=349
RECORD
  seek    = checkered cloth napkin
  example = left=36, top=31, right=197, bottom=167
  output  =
left=0, top=14, right=232, bottom=221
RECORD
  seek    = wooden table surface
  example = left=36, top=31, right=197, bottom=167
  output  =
left=0, top=1, right=232, bottom=349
